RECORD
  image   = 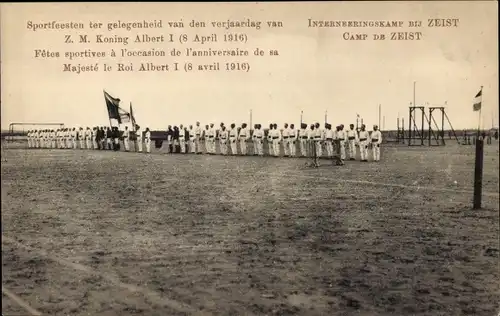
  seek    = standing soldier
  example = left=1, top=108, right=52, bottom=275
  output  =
left=347, top=124, right=358, bottom=160
left=252, top=124, right=259, bottom=156
left=207, top=123, right=215, bottom=154
left=78, top=127, right=85, bottom=149
left=371, top=125, right=382, bottom=162
left=70, top=127, right=76, bottom=149
left=105, top=127, right=112, bottom=150
left=271, top=123, right=281, bottom=157
left=267, top=123, right=274, bottom=156
left=337, top=124, right=347, bottom=162
left=194, top=122, right=202, bottom=154
left=167, top=125, right=174, bottom=153
left=85, top=127, right=92, bottom=149
left=314, top=122, right=323, bottom=159
left=145, top=127, right=151, bottom=153
left=229, top=123, right=238, bottom=155
left=219, top=125, right=228, bottom=155
left=289, top=124, right=297, bottom=158
left=282, top=123, right=290, bottom=157
left=299, top=123, right=308, bottom=157
left=189, top=125, right=196, bottom=154
left=123, top=126, right=130, bottom=152
left=92, top=127, right=98, bottom=149
left=136, top=125, right=143, bottom=152
left=51, top=129, right=56, bottom=148
left=178, top=124, right=186, bottom=153
left=324, top=123, right=334, bottom=158
left=358, top=124, right=369, bottom=162
left=202, top=124, right=209, bottom=154
left=239, top=123, right=249, bottom=156
left=254, top=124, right=264, bottom=156
left=27, top=130, right=32, bottom=148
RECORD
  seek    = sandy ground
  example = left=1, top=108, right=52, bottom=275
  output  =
left=1, top=142, right=499, bottom=316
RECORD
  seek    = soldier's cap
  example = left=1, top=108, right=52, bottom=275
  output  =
left=350, top=124, right=355, bottom=127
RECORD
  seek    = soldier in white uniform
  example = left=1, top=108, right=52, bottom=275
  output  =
left=26, top=130, right=32, bottom=148
left=337, top=124, right=347, bottom=161
left=207, top=123, right=215, bottom=154
left=229, top=123, right=238, bottom=155
left=371, top=125, right=382, bottom=162
left=282, top=123, right=290, bottom=157
left=77, top=127, right=84, bottom=149
left=144, top=127, right=151, bottom=153
left=324, top=123, right=334, bottom=157
left=252, top=124, right=258, bottom=156
left=84, top=127, right=91, bottom=149
left=347, top=124, right=358, bottom=160
left=314, top=123, right=323, bottom=159
left=51, top=130, right=56, bottom=148
left=188, top=125, right=195, bottom=153
left=253, top=124, right=264, bottom=156
left=358, top=124, right=369, bottom=162
left=267, top=124, right=274, bottom=156
left=123, top=126, right=130, bottom=151
left=178, top=124, right=186, bottom=153
left=69, top=128, right=75, bottom=149
left=134, top=125, right=141, bottom=152
left=271, top=123, right=281, bottom=157
left=299, top=123, right=308, bottom=157
left=92, top=127, right=98, bottom=149
left=194, top=122, right=202, bottom=154
left=239, top=123, right=249, bottom=155
left=288, top=124, right=297, bottom=157
left=219, top=125, right=228, bottom=155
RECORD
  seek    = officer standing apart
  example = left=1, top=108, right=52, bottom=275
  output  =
left=371, top=125, right=382, bottom=162
left=358, top=124, right=369, bottom=162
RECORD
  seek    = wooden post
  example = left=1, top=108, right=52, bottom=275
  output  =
left=473, top=137, right=484, bottom=209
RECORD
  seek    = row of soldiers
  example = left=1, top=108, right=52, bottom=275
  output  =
left=26, top=122, right=383, bottom=162
left=163, top=122, right=382, bottom=162
left=26, top=126, right=152, bottom=153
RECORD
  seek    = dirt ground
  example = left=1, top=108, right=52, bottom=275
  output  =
left=1, top=143, right=499, bottom=316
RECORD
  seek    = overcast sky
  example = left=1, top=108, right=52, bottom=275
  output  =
left=1, top=2, right=498, bottom=131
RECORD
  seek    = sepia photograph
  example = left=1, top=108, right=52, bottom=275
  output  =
left=1, top=2, right=499, bottom=315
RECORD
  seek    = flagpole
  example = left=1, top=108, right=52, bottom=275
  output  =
left=477, top=86, right=483, bottom=135
left=325, top=110, right=327, bottom=124
left=300, top=111, right=303, bottom=125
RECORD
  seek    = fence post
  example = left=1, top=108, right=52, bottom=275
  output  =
left=473, top=137, right=484, bottom=209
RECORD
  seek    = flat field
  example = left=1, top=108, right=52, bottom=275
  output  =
left=1, top=142, right=499, bottom=316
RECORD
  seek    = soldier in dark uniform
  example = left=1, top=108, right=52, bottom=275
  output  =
left=167, top=126, right=174, bottom=153
left=106, top=127, right=112, bottom=150
left=173, top=126, right=180, bottom=153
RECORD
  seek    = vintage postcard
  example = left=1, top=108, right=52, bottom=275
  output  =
left=1, top=2, right=498, bottom=316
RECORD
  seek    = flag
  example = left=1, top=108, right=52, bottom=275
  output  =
left=104, top=90, right=121, bottom=123
left=103, top=90, right=131, bottom=124
left=473, top=89, right=482, bottom=112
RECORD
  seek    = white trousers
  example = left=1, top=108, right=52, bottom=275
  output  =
left=124, top=139, right=130, bottom=151
left=190, top=139, right=196, bottom=153
left=359, top=141, right=368, bottom=160
left=300, top=139, right=307, bottom=157
left=137, top=139, right=143, bottom=152
left=179, top=138, right=186, bottom=153
left=339, top=140, right=346, bottom=160
left=230, top=139, right=237, bottom=155
left=257, top=139, right=264, bottom=156
left=326, top=140, right=333, bottom=157
left=316, top=140, right=322, bottom=157
left=253, top=139, right=258, bottom=155
left=145, top=139, right=151, bottom=153
left=240, top=139, right=247, bottom=155
left=348, top=139, right=356, bottom=159
left=272, top=139, right=280, bottom=156
left=372, top=143, right=381, bottom=161
left=289, top=139, right=296, bottom=157
left=93, top=139, right=98, bottom=149
left=283, top=138, right=290, bottom=156
left=220, top=140, right=227, bottom=155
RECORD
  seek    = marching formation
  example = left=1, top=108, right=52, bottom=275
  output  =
left=26, top=122, right=383, bottom=163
